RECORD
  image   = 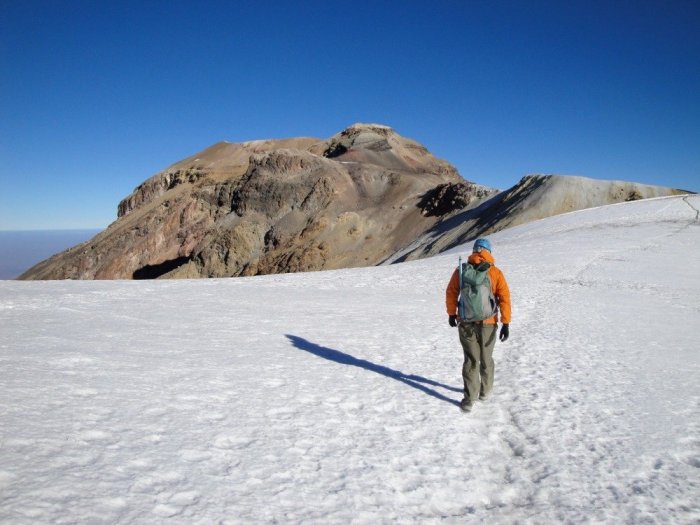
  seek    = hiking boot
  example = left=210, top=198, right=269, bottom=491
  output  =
left=479, top=393, right=490, bottom=401
left=460, top=398, right=473, bottom=412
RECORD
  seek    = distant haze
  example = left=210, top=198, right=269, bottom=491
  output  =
left=0, top=230, right=100, bottom=280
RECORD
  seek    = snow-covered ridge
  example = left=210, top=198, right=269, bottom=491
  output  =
left=1, top=195, right=698, bottom=523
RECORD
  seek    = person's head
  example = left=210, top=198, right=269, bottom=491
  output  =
left=473, top=238, right=492, bottom=253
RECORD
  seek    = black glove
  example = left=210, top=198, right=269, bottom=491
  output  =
left=448, top=315, right=457, bottom=327
left=499, top=323, right=509, bottom=342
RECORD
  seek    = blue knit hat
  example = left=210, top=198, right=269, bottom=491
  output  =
left=473, top=238, right=492, bottom=253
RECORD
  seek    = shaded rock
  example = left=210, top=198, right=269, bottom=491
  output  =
left=418, top=182, right=498, bottom=217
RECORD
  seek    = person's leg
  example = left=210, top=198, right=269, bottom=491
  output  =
left=458, top=322, right=481, bottom=404
left=479, top=324, right=498, bottom=399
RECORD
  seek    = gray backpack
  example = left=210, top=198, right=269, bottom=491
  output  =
left=458, top=259, right=498, bottom=322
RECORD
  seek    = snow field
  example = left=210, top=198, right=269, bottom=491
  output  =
left=0, top=194, right=698, bottom=523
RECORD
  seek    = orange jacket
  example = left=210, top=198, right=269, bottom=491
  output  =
left=445, top=250, right=511, bottom=324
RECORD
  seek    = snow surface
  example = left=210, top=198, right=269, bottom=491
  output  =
left=1, top=195, right=699, bottom=524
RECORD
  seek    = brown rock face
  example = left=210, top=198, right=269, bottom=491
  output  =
left=22, top=124, right=688, bottom=281
left=21, top=124, right=491, bottom=280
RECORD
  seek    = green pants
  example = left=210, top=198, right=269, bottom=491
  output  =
left=458, top=322, right=498, bottom=402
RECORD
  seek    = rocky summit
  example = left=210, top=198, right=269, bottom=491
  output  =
left=20, top=124, right=690, bottom=281
left=21, top=124, right=495, bottom=280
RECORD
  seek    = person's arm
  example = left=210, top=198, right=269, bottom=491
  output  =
left=445, top=268, right=460, bottom=316
left=495, top=270, right=511, bottom=324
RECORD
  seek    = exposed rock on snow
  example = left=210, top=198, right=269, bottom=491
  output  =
left=417, top=181, right=496, bottom=217
left=387, top=174, right=690, bottom=263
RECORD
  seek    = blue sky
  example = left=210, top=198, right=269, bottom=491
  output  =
left=1, top=0, right=698, bottom=230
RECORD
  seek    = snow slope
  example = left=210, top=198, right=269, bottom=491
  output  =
left=1, top=195, right=698, bottom=524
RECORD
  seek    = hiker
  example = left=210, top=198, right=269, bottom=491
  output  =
left=445, top=238, right=511, bottom=412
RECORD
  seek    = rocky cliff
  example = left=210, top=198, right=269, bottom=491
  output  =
left=20, top=124, right=494, bottom=280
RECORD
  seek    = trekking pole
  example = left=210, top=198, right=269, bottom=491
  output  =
left=458, top=256, right=464, bottom=320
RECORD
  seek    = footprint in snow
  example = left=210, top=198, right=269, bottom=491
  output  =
left=213, top=435, right=256, bottom=450
left=72, top=387, right=99, bottom=398
left=78, top=429, right=115, bottom=443
left=169, top=491, right=200, bottom=506
left=265, top=406, right=296, bottom=418
left=179, top=449, right=212, bottom=462
left=200, top=411, right=226, bottom=422
left=152, top=491, right=201, bottom=517
left=152, top=504, right=182, bottom=518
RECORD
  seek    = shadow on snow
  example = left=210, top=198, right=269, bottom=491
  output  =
left=285, top=334, right=461, bottom=407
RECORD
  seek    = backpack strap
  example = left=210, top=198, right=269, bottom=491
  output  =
left=458, top=256, right=464, bottom=319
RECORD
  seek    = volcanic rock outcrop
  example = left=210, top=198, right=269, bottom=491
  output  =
left=20, top=124, right=690, bottom=280
left=21, top=124, right=494, bottom=279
